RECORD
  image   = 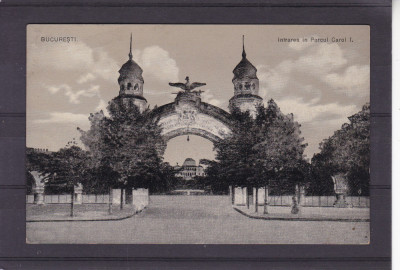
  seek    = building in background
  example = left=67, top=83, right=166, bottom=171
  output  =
left=174, top=158, right=205, bottom=180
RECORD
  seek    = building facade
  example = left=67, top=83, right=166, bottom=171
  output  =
left=174, top=158, right=205, bottom=180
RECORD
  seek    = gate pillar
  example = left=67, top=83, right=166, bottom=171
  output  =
left=253, top=187, right=266, bottom=206
left=233, top=187, right=247, bottom=206
left=33, top=186, right=45, bottom=205
left=74, top=184, right=83, bottom=204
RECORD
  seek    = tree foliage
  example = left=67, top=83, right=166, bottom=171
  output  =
left=44, top=145, right=90, bottom=189
left=310, top=103, right=370, bottom=196
left=252, top=100, right=308, bottom=192
left=210, top=99, right=308, bottom=193
left=78, top=97, right=167, bottom=192
left=189, top=160, right=227, bottom=194
left=148, top=162, right=180, bottom=194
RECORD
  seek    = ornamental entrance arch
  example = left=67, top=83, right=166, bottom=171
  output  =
left=151, top=90, right=232, bottom=144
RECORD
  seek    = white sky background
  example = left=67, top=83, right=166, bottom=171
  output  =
left=27, top=25, right=370, bottom=166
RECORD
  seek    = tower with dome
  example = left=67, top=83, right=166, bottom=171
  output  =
left=229, top=36, right=263, bottom=116
left=115, top=34, right=148, bottom=112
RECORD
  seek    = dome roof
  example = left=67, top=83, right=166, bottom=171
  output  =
left=118, top=59, right=144, bottom=83
left=118, top=34, right=144, bottom=83
left=233, top=56, right=258, bottom=81
left=182, top=158, right=196, bottom=167
left=233, top=36, right=258, bottom=81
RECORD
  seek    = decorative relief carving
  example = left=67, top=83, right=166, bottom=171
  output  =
left=159, top=110, right=231, bottom=141
left=176, top=104, right=198, bottom=125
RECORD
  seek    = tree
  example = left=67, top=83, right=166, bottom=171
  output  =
left=211, top=99, right=308, bottom=213
left=252, top=100, right=307, bottom=213
left=198, top=159, right=230, bottom=195
left=147, top=162, right=180, bottom=194
left=213, top=107, right=256, bottom=208
left=310, top=103, right=370, bottom=196
left=78, top=110, right=120, bottom=213
left=79, top=97, right=166, bottom=211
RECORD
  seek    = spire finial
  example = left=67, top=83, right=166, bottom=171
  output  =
left=242, top=35, right=246, bottom=58
left=128, top=33, right=133, bottom=60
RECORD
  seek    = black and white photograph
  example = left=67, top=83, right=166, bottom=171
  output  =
left=26, top=24, right=370, bottom=244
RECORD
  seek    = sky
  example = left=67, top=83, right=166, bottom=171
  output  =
left=27, top=25, right=370, bottom=166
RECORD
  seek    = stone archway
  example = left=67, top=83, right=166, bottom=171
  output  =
left=28, top=171, right=83, bottom=205
left=29, top=171, right=46, bottom=205
left=151, top=91, right=232, bottom=196
left=151, top=91, right=233, bottom=144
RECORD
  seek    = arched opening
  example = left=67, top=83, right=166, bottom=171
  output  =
left=163, top=135, right=217, bottom=194
left=151, top=101, right=232, bottom=195
left=163, top=135, right=216, bottom=166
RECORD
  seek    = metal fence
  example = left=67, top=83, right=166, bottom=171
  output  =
left=26, top=194, right=110, bottom=204
left=27, top=194, right=370, bottom=208
left=251, top=195, right=369, bottom=208
left=302, top=196, right=370, bottom=208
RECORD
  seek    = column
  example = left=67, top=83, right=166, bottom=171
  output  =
left=132, top=188, right=145, bottom=211
left=253, top=187, right=265, bottom=206
left=234, top=187, right=247, bottom=206
left=74, top=183, right=83, bottom=204
left=112, top=189, right=126, bottom=205
left=33, top=186, right=45, bottom=205
left=31, top=171, right=45, bottom=205
left=334, top=194, right=350, bottom=208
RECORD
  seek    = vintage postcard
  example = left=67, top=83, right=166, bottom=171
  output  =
left=26, top=25, right=370, bottom=244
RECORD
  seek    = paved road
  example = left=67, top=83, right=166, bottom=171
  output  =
left=27, top=195, right=369, bottom=244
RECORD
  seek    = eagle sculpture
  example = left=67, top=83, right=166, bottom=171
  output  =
left=169, top=76, right=206, bottom=92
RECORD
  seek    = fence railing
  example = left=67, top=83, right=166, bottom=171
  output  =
left=27, top=194, right=370, bottom=208
left=26, top=194, right=110, bottom=204
left=252, top=195, right=369, bottom=208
